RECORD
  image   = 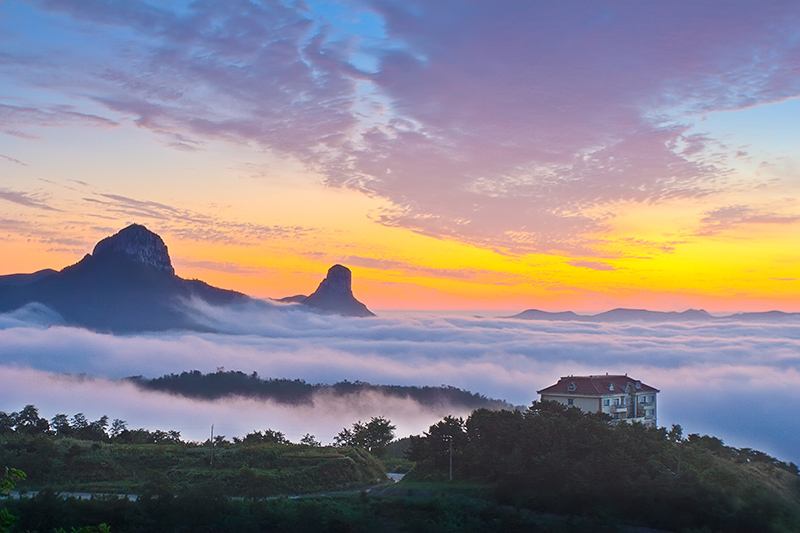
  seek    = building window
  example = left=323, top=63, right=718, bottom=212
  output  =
left=603, top=399, right=610, bottom=406
left=614, top=398, right=620, bottom=406
left=567, top=398, right=574, bottom=406
left=640, top=396, right=646, bottom=404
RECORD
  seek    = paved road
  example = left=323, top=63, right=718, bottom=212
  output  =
left=3, top=490, right=139, bottom=501
left=1, top=473, right=407, bottom=502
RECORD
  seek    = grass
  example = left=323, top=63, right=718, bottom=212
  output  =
left=1, top=436, right=386, bottom=497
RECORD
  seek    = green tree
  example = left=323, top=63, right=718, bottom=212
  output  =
left=13, top=405, right=49, bottom=434
left=300, top=433, right=321, bottom=447
left=51, top=414, right=72, bottom=437
left=70, top=413, right=89, bottom=431
left=109, top=418, right=127, bottom=439
left=335, top=417, right=396, bottom=456
left=242, top=429, right=287, bottom=445
left=667, top=424, right=683, bottom=442
left=0, top=467, right=25, bottom=495
left=0, top=413, right=13, bottom=434
left=0, top=467, right=26, bottom=533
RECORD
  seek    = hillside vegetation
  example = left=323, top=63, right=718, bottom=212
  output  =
left=0, top=405, right=385, bottom=497
left=1, top=437, right=384, bottom=497
left=3, top=402, right=800, bottom=531
left=406, top=401, right=800, bottom=532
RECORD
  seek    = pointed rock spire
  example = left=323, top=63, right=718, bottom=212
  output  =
left=302, top=264, right=374, bottom=317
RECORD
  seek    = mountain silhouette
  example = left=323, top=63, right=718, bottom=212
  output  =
left=0, top=269, right=57, bottom=287
left=0, top=224, right=246, bottom=332
left=509, top=307, right=798, bottom=322
left=279, top=264, right=374, bottom=317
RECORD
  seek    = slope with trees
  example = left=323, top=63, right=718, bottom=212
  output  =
left=130, top=370, right=513, bottom=410
left=406, top=401, right=800, bottom=532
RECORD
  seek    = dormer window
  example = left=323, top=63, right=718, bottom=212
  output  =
left=567, top=382, right=577, bottom=392
left=608, top=383, right=615, bottom=392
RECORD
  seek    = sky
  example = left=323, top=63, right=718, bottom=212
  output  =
left=2, top=303, right=800, bottom=462
left=1, top=0, right=800, bottom=312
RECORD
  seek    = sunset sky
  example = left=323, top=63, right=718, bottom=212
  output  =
left=1, top=0, right=799, bottom=311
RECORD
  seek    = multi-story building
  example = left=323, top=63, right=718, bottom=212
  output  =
left=537, top=374, right=659, bottom=427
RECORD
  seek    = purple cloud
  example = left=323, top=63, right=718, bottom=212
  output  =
left=697, top=204, right=800, bottom=235
left=4, top=1, right=800, bottom=253
left=333, top=1, right=800, bottom=252
left=0, top=187, right=59, bottom=211
left=569, top=260, right=616, bottom=272
left=0, top=103, right=117, bottom=136
left=82, top=193, right=310, bottom=244
left=342, top=255, right=530, bottom=283
left=0, top=154, right=27, bottom=166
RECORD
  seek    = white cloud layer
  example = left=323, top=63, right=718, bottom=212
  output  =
left=0, top=366, right=467, bottom=445
left=1, top=303, right=799, bottom=461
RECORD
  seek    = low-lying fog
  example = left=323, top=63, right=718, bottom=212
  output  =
left=1, top=301, right=799, bottom=462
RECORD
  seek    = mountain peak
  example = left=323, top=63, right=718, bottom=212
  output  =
left=300, top=264, right=374, bottom=317
left=92, top=224, right=175, bottom=275
left=318, top=264, right=353, bottom=295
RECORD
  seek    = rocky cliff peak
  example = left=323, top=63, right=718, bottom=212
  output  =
left=302, top=264, right=374, bottom=317
left=92, top=224, right=175, bottom=275
left=315, top=264, right=353, bottom=296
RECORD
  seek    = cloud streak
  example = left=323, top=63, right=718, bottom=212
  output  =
left=82, top=193, right=309, bottom=245
left=0, top=187, right=59, bottom=211
left=697, top=204, right=800, bottom=236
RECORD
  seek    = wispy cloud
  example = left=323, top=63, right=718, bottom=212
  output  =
left=82, top=193, right=309, bottom=245
left=342, top=255, right=529, bottom=283
left=0, top=154, right=27, bottom=166
left=174, top=259, right=269, bottom=276
left=697, top=204, right=800, bottom=236
left=0, top=103, right=116, bottom=136
left=568, top=260, right=616, bottom=272
left=0, top=187, right=59, bottom=211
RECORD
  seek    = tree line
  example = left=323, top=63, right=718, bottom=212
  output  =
left=0, top=404, right=396, bottom=454
left=130, top=369, right=511, bottom=410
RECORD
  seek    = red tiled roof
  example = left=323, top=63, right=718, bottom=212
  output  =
left=537, top=375, right=659, bottom=396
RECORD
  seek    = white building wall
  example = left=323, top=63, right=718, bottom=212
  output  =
left=541, top=394, right=601, bottom=413
left=545, top=391, right=658, bottom=427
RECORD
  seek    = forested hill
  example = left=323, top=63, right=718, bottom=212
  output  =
left=128, top=370, right=515, bottom=410
left=407, top=401, right=800, bottom=531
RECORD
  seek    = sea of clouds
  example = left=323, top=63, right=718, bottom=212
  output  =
left=1, top=302, right=799, bottom=462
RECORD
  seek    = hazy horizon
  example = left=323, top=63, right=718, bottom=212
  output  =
left=2, top=300, right=799, bottom=464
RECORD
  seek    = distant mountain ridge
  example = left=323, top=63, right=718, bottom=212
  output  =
left=0, top=224, right=374, bottom=332
left=0, top=269, right=58, bottom=287
left=510, top=307, right=799, bottom=322
left=129, top=370, right=512, bottom=410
